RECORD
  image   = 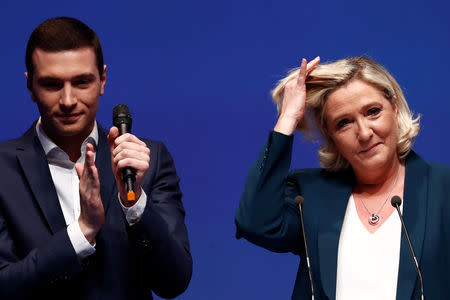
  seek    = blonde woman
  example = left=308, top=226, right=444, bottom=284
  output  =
left=235, top=56, right=449, bottom=299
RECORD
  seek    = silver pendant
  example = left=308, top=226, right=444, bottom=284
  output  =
left=369, top=214, right=380, bottom=225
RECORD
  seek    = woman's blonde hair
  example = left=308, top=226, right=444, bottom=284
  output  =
left=271, top=56, right=420, bottom=171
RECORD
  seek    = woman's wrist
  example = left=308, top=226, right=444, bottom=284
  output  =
left=274, top=115, right=299, bottom=135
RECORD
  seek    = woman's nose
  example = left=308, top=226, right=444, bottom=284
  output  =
left=356, top=119, right=373, bottom=141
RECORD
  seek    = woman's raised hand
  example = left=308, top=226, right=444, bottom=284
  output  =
left=274, top=56, right=320, bottom=135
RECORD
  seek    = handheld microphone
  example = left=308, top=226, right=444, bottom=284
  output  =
left=391, top=195, right=425, bottom=300
left=294, top=196, right=315, bottom=300
left=112, top=104, right=136, bottom=203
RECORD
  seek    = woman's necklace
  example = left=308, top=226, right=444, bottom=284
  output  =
left=353, top=166, right=401, bottom=226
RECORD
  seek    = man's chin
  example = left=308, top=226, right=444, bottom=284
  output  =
left=46, top=125, right=90, bottom=139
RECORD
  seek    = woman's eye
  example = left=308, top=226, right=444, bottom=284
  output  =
left=336, top=119, right=349, bottom=129
left=368, top=107, right=381, bottom=116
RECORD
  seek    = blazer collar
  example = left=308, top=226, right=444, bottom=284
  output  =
left=396, top=151, right=428, bottom=300
left=317, top=170, right=353, bottom=300
left=16, top=122, right=66, bottom=234
left=316, top=151, right=428, bottom=299
left=15, top=121, right=117, bottom=234
left=95, top=125, right=117, bottom=215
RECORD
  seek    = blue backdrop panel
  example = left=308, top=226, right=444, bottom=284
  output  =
left=1, top=1, right=449, bottom=299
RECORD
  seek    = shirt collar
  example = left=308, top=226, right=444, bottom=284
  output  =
left=36, top=118, right=99, bottom=158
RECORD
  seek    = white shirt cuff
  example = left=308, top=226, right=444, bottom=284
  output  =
left=67, top=221, right=96, bottom=260
left=119, top=188, right=147, bottom=226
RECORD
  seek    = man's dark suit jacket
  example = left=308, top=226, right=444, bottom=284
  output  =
left=236, top=131, right=450, bottom=300
left=0, top=122, right=192, bottom=299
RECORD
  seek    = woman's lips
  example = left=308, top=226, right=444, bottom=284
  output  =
left=361, top=143, right=381, bottom=153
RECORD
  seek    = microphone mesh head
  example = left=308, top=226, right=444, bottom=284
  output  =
left=391, top=195, right=402, bottom=207
left=113, top=104, right=132, bottom=128
left=294, top=196, right=305, bottom=206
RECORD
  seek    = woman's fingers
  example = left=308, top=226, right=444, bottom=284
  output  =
left=296, top=58, right=308, bottom=84
left=306, top=56, right=320, bottom=74
left=296, top=56, right=320, bottom=86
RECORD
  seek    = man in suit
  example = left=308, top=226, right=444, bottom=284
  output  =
left=0, top=17, right=192, bottom=299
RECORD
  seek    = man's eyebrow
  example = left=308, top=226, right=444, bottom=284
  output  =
left=36, top=73, right=97, bottom=83
left=36, top=76, right=61, bottom=84
left=72, top=73, right=97, bottom=81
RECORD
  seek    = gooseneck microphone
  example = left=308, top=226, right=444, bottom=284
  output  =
left=112, top=104, right=136, bottom=203
left=391, top=195, right=425, bottom=300
left=294, top=196, right=315, bottom=300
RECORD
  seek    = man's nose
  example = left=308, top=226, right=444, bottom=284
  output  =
left=59, top=83, right=77, bottom=107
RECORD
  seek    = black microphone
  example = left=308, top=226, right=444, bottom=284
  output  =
left=294, top=196, right=315, bottom=300
left=112, top=104, right=136, bottom=203
left=391, top=195, right=425, bottom=300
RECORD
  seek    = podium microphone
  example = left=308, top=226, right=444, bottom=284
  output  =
left=294, top=196, right=315, bottom=300
left=391, top=195, right=425, bottom=300
left=113, top=104, right=136, bottom=203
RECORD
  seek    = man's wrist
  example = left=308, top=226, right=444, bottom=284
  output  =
left=119, top=188, right=148, bottom=226
left=78, top=220, right=97, bottom=245
left=120, top=186, right=142, bottom=207
left=68, top=222, right=96, bottom=259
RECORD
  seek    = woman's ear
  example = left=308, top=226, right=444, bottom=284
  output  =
left=392, top=95, right=398, bottom=116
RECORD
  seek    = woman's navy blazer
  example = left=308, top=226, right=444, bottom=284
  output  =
left=236, top=131, right=450, bottom=299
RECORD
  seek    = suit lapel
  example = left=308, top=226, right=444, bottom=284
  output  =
left=16, top=124, right=66, bottom=234
left=95, top=125, right=117, bottom=214
left=396, top=152, right=428, bottom=300
left=317, top=171, right=353, bottom=300
left=15, top=123, right=118, bottom=235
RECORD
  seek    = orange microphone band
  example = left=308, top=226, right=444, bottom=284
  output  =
left=127, top=190, right=136, bottom=203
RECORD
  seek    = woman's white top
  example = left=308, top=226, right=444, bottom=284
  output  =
left=336, top=194, right=402, bottom=300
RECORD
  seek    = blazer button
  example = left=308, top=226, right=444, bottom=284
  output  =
left=81, top=259, right=90, bottom=268
left=139, top=239, right=152, bottom=249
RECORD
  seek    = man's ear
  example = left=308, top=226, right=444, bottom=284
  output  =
left=100, top=65, right=107, bottom=96
left=25, top=72, right=36, bottom=102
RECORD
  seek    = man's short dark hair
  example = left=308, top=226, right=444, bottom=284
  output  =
left=25, top=17, right=104, bottom=79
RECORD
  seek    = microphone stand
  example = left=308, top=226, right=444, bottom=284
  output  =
left=295, top=196, right=315, bottom=300
left=391, top=196, right=425, bottom=300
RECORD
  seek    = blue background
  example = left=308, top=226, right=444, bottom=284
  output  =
left=1, top=1, right=450, bottom=299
